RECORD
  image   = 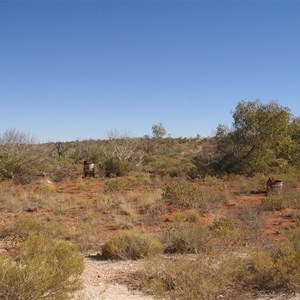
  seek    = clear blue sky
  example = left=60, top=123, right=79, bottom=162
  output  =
left=1, top=0, right=299, bottom=142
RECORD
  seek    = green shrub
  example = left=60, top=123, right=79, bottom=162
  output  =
left=0, top=130, right=43, bottom=183
left=102, top=231, right=163, bottom=260
left=76, top=178, right=88, bottom=190
left=246, top=245, right=300, bottom=292
left=209, top=217, right=244, bottom=249
left=38, top=180, right=56, bottom=195
left=164, top=222, right=211, bottom=254
left=0, top=233, right=83, bottom=300
left=262, top=194, right=300, bottom=211
left=261, top=196, right=284, bottom=211
left=171, top=210, right=199, bottom=223
left=289, top=227, right=300, bottom=253
left=197, top=187, right=230, bottom=211
left=45, top=158, right=75, bottom=182
left=102, top=158, right=132, bottom=177
left=1, top=216, right=66, bottom=241
left=163, top=179, right=229, bottom=211
left=104, top=176, right=137, bottom=193
left=162, top=180, right=201, bottom=209
left=143, top=252, right=244, bottom=300
left=211, top=217, right=237, bottom=232
left=141, top=201, right=166, bottom=226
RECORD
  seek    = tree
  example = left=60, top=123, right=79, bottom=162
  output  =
left=52, top=141, right=70, bottom=159
left=216, top=100, right=293, bottom=175
left=285, top=116, right=300, bottom=167
left=152, top=122, right=166, bottom=138
left=104, top=130, right=146, bottom=166
left=95, top=130, right=147, bottom=177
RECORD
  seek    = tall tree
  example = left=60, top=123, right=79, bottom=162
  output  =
left=216, top=100, right=292, bottom=175
left=152, top=122, right=166, bottom=139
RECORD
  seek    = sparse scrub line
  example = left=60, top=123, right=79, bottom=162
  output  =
left=141, top=226, right=300, bottom=299
left=141, top=242, right=300, bottom=300
left=262, top=194, right=300, bottom=211
left=101, top=215, right=243, bottom=259
left=3, top=219, right=299, bottom=300
left=100, top=228, right=300, bottom=299
left=100, top=218, right=300, bottom=298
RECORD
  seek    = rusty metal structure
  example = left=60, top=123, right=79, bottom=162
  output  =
left=83, top=160, right=95, bottom=177
left=266, top=178, right=283, bottom=195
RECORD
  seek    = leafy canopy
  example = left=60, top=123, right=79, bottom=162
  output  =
left=216, top=100, right=297, bottom=175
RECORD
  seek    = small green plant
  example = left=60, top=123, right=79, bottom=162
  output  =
left=38, top=180, right=56, bottom=195
left=102, top=231, right=163, bottom=260
left=171, top=210, right=199, bottom=223
left=211, top=217, right=237, bottom=231
left=76, top=179, right=88, bottom=190
left=104, top=177, right=137, bottom=193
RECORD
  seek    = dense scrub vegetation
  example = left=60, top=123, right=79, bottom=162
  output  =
left=0, top=100, right=300, bottom=299
left=1, top=100, right=300, bottom=183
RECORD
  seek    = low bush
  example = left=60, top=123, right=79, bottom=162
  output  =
left=76, top=178, right=88, bottom=190
left=37, top=180, right=56, bottom=195
left=0, top=130, right=46, bottom=183
left=45, top=158, right=76, bottom=182
left=102, top=231, right=163, bottom=260
left=212, top=216, right=237, bottom=230
left=246, top=244, right=300, bottom=292
left=104, top=176, right=137, bottom=193
left=209, top=217, right=246, bottom=250
left=262, top=194, right=300, bottom=211
left=143, top=251, right=244, bottom=300
left=0, top=233, right=83, bottom=300
left=1, top=216, right=66, bottom=241
left=162, top=180, right=201, bottom=209
left=171, top=210, right=199, bottom=223
left=101, top=158, right=132, bottom=177
left=291, top=227, right=300, bottom=253
left=141, top=202, right=166, bottom=226
left=162, top=179, right=229, bottom=211
left=164, top=222, right=211, bottom=254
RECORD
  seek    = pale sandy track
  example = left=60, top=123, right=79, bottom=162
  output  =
left=73, top=257, right=153, bottom=300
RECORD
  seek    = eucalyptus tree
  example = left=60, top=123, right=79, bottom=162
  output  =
left=216, top=100, right=294, bottom=175
left=152, top=122, right=167, bottom=139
